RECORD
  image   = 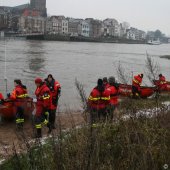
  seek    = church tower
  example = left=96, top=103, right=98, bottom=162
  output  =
left=30, top=0, right=47, bottom=17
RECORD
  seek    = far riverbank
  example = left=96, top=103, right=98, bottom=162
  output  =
left=25, top=34, right=147, bottom=44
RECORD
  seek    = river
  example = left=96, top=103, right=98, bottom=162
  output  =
left=0, top=39, right=170, bottom=111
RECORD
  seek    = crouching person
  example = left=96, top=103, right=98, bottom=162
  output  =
left=34, top=78, right=51, bottom=138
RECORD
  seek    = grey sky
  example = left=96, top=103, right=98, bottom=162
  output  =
left=1, top=0, right=170, bottom=35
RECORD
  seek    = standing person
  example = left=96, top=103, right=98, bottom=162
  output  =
left=132, top=74, right=143, bottom=98
left=10, top=80, right=28, bottom=129
left=107, top=76, right=119, bottom=120
left=158, top=74, right=167, bottom=91
left=0, top=93, right=4, bottom=104
left=0, top=93, right=4, bottom=100
left=103, top=77, right=110, bottom=89
left=34, top=78, right=51, bottom=138
left=88, top=79, right=110, bottom=123
left=45, top=74, right=61, bottom=129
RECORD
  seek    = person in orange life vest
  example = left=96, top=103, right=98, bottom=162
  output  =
left=0, top=93, right=4, bottom=104
left=0, top=93, right=4, bottom=100
left=10, top=79, right=28, bottom=129
left=158, top=74, right=167, bottom=91
left=107, top=77, right=119, bottom=119
left=45, top=74, right=61, bottom=129
left=103, top=77, right=110, bottom=89
left=34, top=78, right=51, bottom=138
left=88, top=79, right=110, bottom=123
left=132, top=74, right=143, bottom=97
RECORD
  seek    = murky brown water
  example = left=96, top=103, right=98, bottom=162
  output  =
left=0, top=39, right=170, bottom=110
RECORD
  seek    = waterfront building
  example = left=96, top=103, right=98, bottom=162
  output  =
left=45, top=16, right=68, bottom=35
left=126, top=27, right=146, bottom=40
left=138, top=30, right=146, bottom=40
left=0, top=7, right=11, bottom=31
left=126, top=28, right=136, bottom=40
left=62, top=19, right=68, bottom=34
left=119, top=22, right=130, bottom=38
left=68, top=19, right=80, bottom=36
left=81, top=20, right=90, bottom=37
left=18, top=11, right=45, bottom=33
left=68, top=19, right=90, bottom=37
left=45, top=17, right=53, bottom=33
left=85, top=18, right=102, bottom=38
left=103, top=18, right=120, bottom=37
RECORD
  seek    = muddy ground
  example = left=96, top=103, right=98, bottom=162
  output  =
left=0, top=112, right=85, bottom=160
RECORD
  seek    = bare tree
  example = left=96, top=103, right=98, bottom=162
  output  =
left=145, top=53, right=160, bottom=85
left=75, top=78, right=88, bottom=111
left=116, top=62, right=130, bottom=84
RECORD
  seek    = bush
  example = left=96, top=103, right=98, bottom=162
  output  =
left=1, top=109, right=170, bottom=170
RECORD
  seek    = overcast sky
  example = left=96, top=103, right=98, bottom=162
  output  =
left=1, top=0, right=170, bottom=35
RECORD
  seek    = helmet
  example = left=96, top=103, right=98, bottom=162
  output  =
left=14, top=79, right=22, bottom=85
left=47, top=74, right=54, bottom=79
left=35, top=78, right=43, bottom=84
left=97, top=79, right=104, bottom=92
left=108, top=76, right=116, bottom=84
left=103, top=77, right=108, bottom=83
left=140, top=74, right=143, bottom=78
left=97, top=79, right=103, bottom=86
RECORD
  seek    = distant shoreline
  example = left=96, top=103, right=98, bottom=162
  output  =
left=4, top=34, right=169, bottom=45
left=160, top=55, right=170, bottom=59
left=25, top=34, right=147, bottom=44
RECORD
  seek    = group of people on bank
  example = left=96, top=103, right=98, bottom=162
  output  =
left=8, top=74, right=61, bottom=138
left=88, top=73, right=167, bottom=122
left=0, top=72, right=167, bottom=138
left=88, top=77, right=119, bottom=122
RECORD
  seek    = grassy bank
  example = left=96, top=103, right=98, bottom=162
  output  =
left=1, top=96, right=170, bottom=170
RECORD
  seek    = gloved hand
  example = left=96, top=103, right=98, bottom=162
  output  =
left=7, top=93, right=10, bottom=98
left=33, top=98, right=37, bottom=103
left=58, top=88, right=61, bottom=96
left=45, top=111, right=49, bottom=116
left=0, top=99, right=4, bottom=105
left=44, top=108, right=50, bottom=116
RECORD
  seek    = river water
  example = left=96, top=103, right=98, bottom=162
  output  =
left=0, top=39, right=170, bottom=111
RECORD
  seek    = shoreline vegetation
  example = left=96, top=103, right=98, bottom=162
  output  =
left=1, top=96, right=170, bottom=170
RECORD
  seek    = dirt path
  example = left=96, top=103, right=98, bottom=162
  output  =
left=0, top=112, right=85, bottom=160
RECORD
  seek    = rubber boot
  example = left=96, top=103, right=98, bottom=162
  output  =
left=51, top=116, right=56, bottom=129
left=47, top=123, right=52, bottom=134
left=49, top=110, right=56, bottom=129
left=36, top=129, right=42, bottom=138
left=16, top=123, right=23, bottom=131
left=51, top=124, right=56, bottom=129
